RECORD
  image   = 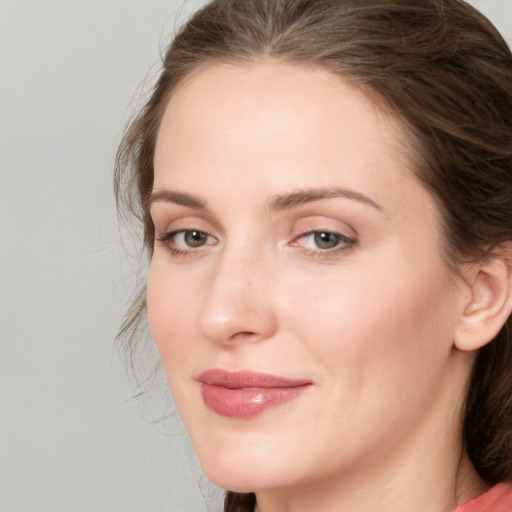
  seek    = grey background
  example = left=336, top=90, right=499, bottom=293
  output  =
left=1, top=1, right=511, bottom=511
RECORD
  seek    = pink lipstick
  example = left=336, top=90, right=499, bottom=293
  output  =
left=198, top=369, right=311, bottom=419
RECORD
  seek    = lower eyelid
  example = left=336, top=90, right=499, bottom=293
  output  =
left=289, top=231, right=356, bottom=259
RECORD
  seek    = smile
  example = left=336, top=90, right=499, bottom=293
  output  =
left=197, top=369, right=312, bottom=419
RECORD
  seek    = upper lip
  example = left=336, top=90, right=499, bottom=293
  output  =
left=198, top=369, right=311, bottom=389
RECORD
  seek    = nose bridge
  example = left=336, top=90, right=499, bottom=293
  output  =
left=197, top=238, right=277, bottom=345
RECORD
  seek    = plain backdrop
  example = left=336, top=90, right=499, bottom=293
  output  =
left=1, top=1, right=511, bottom=511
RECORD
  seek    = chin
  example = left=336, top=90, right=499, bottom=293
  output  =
left=192, top=433, right=297, bottom=493
left=200, top=460, right=261, bottom=492
left=208, top=473, right=259, bottom=494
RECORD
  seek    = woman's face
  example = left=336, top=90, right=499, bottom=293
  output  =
left=148, top=62, right=472, bottom=494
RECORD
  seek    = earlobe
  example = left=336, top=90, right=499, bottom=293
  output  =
left=454, top=247, right=512, bottom=352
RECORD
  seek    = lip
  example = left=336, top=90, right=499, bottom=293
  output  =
left=197, top=369, right=312, bottom=419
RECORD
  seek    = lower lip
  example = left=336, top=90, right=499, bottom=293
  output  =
left=200, top=383, right=310, bottom=419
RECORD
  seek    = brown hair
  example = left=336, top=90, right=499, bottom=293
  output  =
left=115, top=0, right=512, bottom=510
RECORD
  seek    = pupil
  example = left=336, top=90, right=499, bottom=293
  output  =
left=185, top=230, right=206, bottom=247
left=315, top=232, right=338, bottom=249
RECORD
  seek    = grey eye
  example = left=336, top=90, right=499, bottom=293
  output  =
left=184, top=230, right=208, bottom=247
left=313, top=232, right=342, bottom=249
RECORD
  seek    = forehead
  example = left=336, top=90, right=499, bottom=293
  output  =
left=157, top=61, right=405, bottom=148
left=154, top=61, right=419, bottom=209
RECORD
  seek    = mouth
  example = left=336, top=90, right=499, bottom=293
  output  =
left=197, top=369, right=312, bottom=419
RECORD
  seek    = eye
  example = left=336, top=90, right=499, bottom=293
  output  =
left=177, top=230, right=211, bottom=248
left=295, top=231, right=355, bottom=252
left=156, top=229, right=217, bottom=253
left=307, top=232, right=341, bottom=250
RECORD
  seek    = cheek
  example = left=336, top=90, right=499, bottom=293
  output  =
left=279, top=250, right=457, bottom=392
left=146, top=260, right=198, bottom=369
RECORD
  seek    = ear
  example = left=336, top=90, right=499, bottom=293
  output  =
left=454, top=245, right=512, bottom=352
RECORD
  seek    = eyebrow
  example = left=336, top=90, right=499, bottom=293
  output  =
left=266, top=187, right=383, bottom=212
left=147, top=186, right=383, bottom=213
left=147, top=190, right=207, bottom=211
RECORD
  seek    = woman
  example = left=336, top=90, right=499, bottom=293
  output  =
left=115, top=0, right=512, bottom=510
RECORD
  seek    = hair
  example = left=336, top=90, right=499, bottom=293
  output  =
left=115, top=0, right=512, bottom=510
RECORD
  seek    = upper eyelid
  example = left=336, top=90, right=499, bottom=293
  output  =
left=150, top=209, right=223, bottom=238
left=297, top=229, right=355, bottom=240
left=149, top=195, right=367, bottom=235
left=153, top=213, right=217, bottom=232
left=291, top=216, right=359, bottom=239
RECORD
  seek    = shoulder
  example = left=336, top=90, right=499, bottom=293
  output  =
left=455, top=483, right=512, bottom=512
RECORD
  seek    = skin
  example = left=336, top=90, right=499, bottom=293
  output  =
left=147, top=62, right=488, bottom=512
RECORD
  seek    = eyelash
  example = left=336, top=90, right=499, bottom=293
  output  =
left=292, top=230, right=356, bottom=259
left=156, top=229, right=217, bottom=257
left=155, top=229, right=356, bottom=259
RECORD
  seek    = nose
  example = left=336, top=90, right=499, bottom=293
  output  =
left=197, top=245, right=278, bottom=346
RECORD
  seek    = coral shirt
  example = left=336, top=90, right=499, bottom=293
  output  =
left=455, top=483, right=512, bottom=512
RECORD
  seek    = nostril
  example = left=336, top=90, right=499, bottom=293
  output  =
left=226, top=331, right=261, bottom=343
